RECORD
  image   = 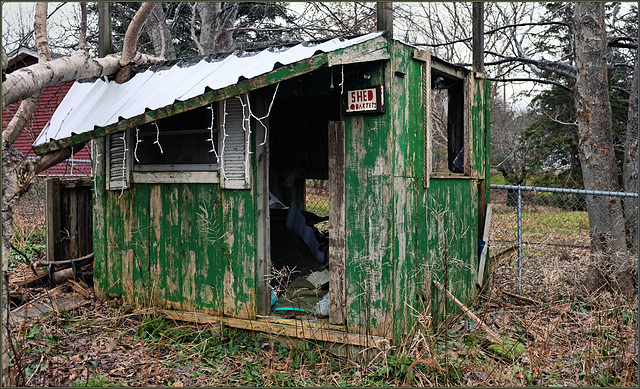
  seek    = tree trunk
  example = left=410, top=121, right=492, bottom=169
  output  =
left=623, top=51, right=638, bottom=255
left=2, top=3, right=52, bottom=383
left=116, top=2, right=156, bottom=83
left=144, top=4, right=176, bottom=60
left=78, top=2, right=88, bottom=49
left=574, top=2, right=632, bottom=296
left=0, top=142, right=31, bottom=386
left=196, top=2, right=221, bottom=52
left=197, top=2, right=238, bottom=54
left=98, top=2, right=113, bottom=57
left=3, top=1, right=52, bottom=145
left=2, top=51, right=160, bottom=108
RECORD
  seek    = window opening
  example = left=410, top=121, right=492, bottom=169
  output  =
left=133, top=107, right=218, bottom=172
left=430, top=72, right=465, bottom=174
left=133, top=105, right=218, bottom=172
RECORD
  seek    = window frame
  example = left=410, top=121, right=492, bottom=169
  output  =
left=421, top=55, right=473, bottom=184
left=105, top=96, right=252, bottom=188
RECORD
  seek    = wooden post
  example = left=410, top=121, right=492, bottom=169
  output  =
left=472, top=2, right=484, bottom=74
left=98, top=2, right=113, bottom=57
left=45, top=178, right=61, bottom=262
left=328, top=121, right=346, bottom=325
left=376, top=2, right=393, bottom=38
left=256, top=97, right=271, bottom=315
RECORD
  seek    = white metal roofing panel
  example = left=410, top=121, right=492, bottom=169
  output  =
left=34, top=32, right=385, bottom=147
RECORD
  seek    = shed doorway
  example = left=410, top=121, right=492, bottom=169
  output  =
left=264, top=89, right=344, bottom=325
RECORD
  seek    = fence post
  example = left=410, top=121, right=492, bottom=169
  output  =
left=517, top=186, right=523, bottom=294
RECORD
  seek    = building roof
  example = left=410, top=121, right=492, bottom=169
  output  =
left=34, top=32, right=387, bottom=154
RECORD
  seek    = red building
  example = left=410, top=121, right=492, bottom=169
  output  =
left=2, top=48, right=92, bottom=176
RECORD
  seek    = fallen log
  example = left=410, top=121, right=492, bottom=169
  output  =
left=20, top=262, right=93, bottom=288
left=33, top=252, right=94, bottom=267
left=50, top=262, right=93, bottom=285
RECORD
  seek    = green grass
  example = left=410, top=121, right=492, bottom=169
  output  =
left=492, top=209, right=589, bottom=237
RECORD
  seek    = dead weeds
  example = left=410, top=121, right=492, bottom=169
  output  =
left=4, top=188, right=638, bottom=387
left=5, top=242, right=636, bottom=387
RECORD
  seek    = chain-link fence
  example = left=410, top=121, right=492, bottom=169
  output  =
left=305, top=179, right=329, bottom=229
left=489, top=184, right=638, bottom=293
left=303, top=180, right=638, bottom=293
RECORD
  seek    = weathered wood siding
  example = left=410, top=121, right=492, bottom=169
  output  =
left=45, top=177, right=93, bottom=261
left=342, top=41, right=423, bottom=341
left=342, top=41, right=490, bottom=342
left=93, top=138, right=258, bottom=319
left=91, top=38, right=491, bottom=343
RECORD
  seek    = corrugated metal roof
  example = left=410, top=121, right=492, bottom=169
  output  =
left=34, top=32, right=385, bottom=149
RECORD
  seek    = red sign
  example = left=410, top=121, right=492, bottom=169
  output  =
left=345, top=86, right=385, bottom=114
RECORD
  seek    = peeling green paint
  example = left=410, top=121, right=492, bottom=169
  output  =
left=91, top=38, right=491, bottom=344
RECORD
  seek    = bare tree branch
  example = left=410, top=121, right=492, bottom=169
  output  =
left=34, top=2, right=50, bottom=62
left=481, top=50, right=577, bottom=79
left=486, top=77, right=573, bottom=91
left=116, top=2, right=156, bottom=83
left=3, top=2, right=52, bottom=145
left=190, top=3, right=205, bottom=55
left=608, top=36, right=638, bottom=49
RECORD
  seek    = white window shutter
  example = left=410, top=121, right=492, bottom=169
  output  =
left=219, top=96, right=251, bottom=189
left=106, top=131, right=131, bottom=190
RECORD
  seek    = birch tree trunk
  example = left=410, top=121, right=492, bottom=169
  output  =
left=116, top=2, right=156, bottom=83
left=574, top=2, right=633, bottom=296
left=1, top=51, right=160, bottom=108
left=2, top=3, right=53, bottom=383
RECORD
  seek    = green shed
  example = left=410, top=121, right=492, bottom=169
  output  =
left=34, top=32, right=491, bottom=349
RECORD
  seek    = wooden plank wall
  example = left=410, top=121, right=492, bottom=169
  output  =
left=46, top=177, right=93, bottom=262
left=341, top=41, right=487, bottom=342
left=90, top=41, right=491, bottom=343
left=342, top=41, right=424, bottom=341
left=93, top=137, right=258, bottom=319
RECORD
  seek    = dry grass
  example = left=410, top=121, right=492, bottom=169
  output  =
left=5, top=183, right=638, bottom=386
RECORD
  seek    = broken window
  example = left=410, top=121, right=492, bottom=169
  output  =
left=133, top=105, right=218, bottom=172
left=429, top=65, right=467, bottom=175
left=105, top=97, right=251, bottom=188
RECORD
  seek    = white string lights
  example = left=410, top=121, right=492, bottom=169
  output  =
left=134, top=127, right=142, bottom=163
left=247, top=82, right=279, bottom=146
left=119, top=134, right=128, bottom=198
left=93, top=145, right=101, bottom=201
left=152, top=121, right=163, bottom=155
left=219, top=99, right=229, bottom=180
left=206, top=104, right=220, bottom=163
left=69, top=146, right=75, bottom=175
left=340, top=65, right=344, bottom=94
left=236, top=94, right=252, bottom=180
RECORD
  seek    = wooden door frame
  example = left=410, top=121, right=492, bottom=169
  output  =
left=328, top=121, right=346, bottom=325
